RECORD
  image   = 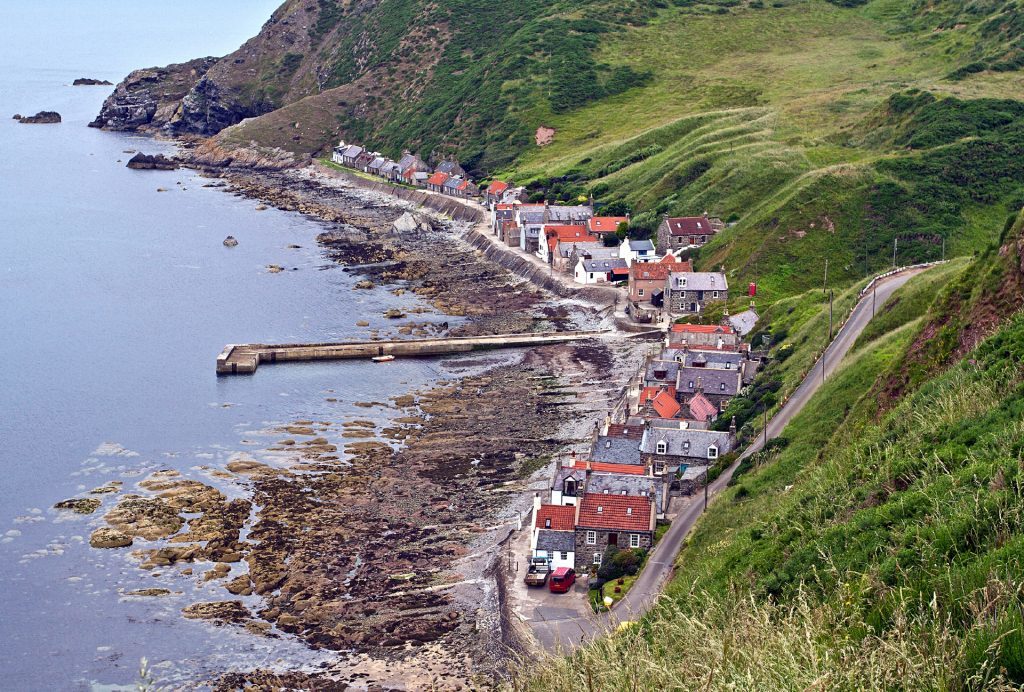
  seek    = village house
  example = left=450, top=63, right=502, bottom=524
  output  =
left=484, top=180, right=510, bottom=207
left=644, top=358, right=680, bottom=389
left=628, top=255, right=693, bottom=323
left=666, top=271, right=728, bottom=315
left=667, top=323, right=741, bottom=350
left=675, top=366, right=742, bottom=410
left=589, top=433, right=645, bottom=468
left=434, top=159, right=466, bottom=178
left=588, top=216, right=629, bottom=236
left=639, top=420, right=735, bottom=476
left=639, top=385, right=681, bottom=420
left=426, top=171, right=449, bottom=194
left=574, top=493, right=656, bottom=572
left=530, top=498, right=576, bottom=570
left=367, top=155, right=387, bottom=176
left=685, top=392, right=719, bottom=423
left=574, top=256, right=629, bottom=285
left=354, top=149, right=376, bottom=171
left=491, top=203, right=515, bottom=235
left=381, top=160, right=402, bottom=182
left=728, top=305, right=760, bottom=337
left=499, top=219, right=521, bottom=247
left=396, top=150, right=430, bottom=178
left=550, top=466, right=588, bottom=506
left=656, top=215, right=717, bottom=252
left=619, top=238, right=656, bottom=266
left=340, top=144, right=365, bottom=168
left=516, top=204, right=547, bottom=252
left=541, top=226, right=598, bottom=267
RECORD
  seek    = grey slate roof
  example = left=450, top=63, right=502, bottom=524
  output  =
left=628, top=239, right=655, bottom=252
left=581, top=257, right=628, bottom=273
left=343, top=144, right=364, bottom=159
left=645, top=359, right=680, bottom=385
left=676, top=366, right=742, bottom=397
left=546, top=205, right=594, bottom=223
left=662, top=348, right=744, bottom=370
left=728, top=309, right=760, bottom=336
left=590, top=435, right=643, bottom=465
left=368, top=156, right=387, bottom=170
left=587, top=474, right=658, bottom=497
left=552, top=466, right=588, bottom=492
left=669, top=272, right=728, bottom=292
left=640, top=426, right=734, bottom=458
left=435, top=160, right=464, bottom=175
left=536, top=529, right=576, bottom=553
left=519, top=209, right=546, bottom=225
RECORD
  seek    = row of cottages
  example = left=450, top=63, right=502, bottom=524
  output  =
left=331, top=140, right=487, bottom=198
left=627, top=254, right=694, bottom=322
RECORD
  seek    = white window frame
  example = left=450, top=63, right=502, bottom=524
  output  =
left=629, top=534, right=641, bottom=549
left=721, top=382, right=726, bottom=391
left=713, top=291, right=719, bottom=299
left=638, top=288, right=645, bottom=297
left=656, top=441, right=667, bottom=455
left=561, top=551, right=569, bottom=561
left=586, top=530, right=597, bottom=545
left=593, top=552, right=602, bottom=565
left=655, top=461, right=665, bottom=474
left=708, top=446, right=719, bottom=460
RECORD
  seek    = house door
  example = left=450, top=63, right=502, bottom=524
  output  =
left=608, top=533, right=618, bottom=546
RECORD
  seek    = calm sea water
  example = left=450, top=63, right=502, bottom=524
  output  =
left=0, top=5, right=455, bottom=688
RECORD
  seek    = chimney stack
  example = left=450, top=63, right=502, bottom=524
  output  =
left=729, top=416, right=737, bottom=436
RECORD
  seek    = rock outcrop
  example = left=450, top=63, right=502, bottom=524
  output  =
left=17, top=111, right=61, bottom=124
left=89, top=56, right=219, bottom=131
left=223, top=235, right=239, bottom=247
left=125, top=152, right=178, bottom=170
left=73, top=78, right=113, bottom=86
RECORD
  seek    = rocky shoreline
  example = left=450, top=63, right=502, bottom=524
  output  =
left=76, top=157, right=643, bottom=688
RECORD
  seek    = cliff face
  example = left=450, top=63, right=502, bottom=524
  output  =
left=90, top=57, right=219, bottom=131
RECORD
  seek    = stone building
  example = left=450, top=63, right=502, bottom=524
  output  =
left=573, top=493, right=655, bottom=573
left=666, top=272, right=728, bottom=315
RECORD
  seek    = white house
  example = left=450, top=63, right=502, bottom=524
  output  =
left=619, top=239, right=656, bottom=266
left=530, top=496, right=576, bottom=570
left=574, top=256, right=628, bottom=285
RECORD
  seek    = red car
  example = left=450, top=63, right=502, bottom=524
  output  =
left=548, top=567, right=576, bottom=593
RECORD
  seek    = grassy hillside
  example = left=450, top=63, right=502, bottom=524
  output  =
left=519, top=212, right=1024, bottom=690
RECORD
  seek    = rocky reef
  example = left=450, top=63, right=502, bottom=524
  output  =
left=16, top=111, right=61, bottom=124
left=125, top=152, right=178, bottom=170
left=89, top=56, right=218, bottom=131
left=73, top=77, right=112, bottom=86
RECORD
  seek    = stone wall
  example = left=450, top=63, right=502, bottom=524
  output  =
left=573, top=528, right=653, bottom=573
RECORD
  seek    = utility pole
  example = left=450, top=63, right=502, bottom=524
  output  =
left=872, top=284, right=877, bottom=317
left=704, top=476, right=708, bottom=511
left=823, top=258, right=828, bottom=295
left=893, top=236, right=898, bottom=269
left=763, top=404, right=768, bottom=448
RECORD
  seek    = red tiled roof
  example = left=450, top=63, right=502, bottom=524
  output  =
left=577, top=494, right=652, bottom=532
left=670, top=324, right=735, bottom=335
left=535, top=504, right=576, bottom=531
left=488, top=180, right=509, bottom=195
left=640, top=385, right=677, bottom=403
left=547, top=226, right=599, bottom=252
left=687, top=392, right=718, bottom=421
left=630, top=259, right=692, bottom=282
left=607, top=424, right=645, bottom=439
left=571, top=460, right=647, bottom=475
left=663, top=216, right=713, bottom=237
left=611, top=267, right=630, bottom=276
left=496, top=203, right=515, bottom=210
left=651, top=391, right=681, bottom=419
left=456, top=179, right=470, bottom=191
left=426, top=171, right=449, bottom=186
left=588, top=216, right=628, bottom=234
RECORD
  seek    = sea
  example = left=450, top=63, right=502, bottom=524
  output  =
left=0, top=3, right=452, bottom=688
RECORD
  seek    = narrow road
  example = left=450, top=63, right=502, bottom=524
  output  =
left=527, top=266, right=930, bottom=651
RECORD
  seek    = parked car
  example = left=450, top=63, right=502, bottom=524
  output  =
left=548, top=567, right=576, bottom=593
left=524, top=558, right=551, bottom=587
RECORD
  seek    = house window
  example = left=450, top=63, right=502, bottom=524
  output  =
left=544, top=518, right=551, bottom=528
left=560, top=551, right=569, bottom=561
left=656, top=441, right=667, bottom=455
left=586, top=530, right=597, bottom=545
left=537, top=550, right=547, bottom=558
left=597, top=506, right=604, bottom=514
left=726, top=362, right=732, bottom=369
left=593, top=552, right=602, bottom=565
left=680, top=278, right=687, bottom=288
left=655, top=462, right=665, bottom=474
left=626, top=507, right=633, bottom=516
left=720, top=382, right=726, bottom=391
left=638, top=288, right=645, bottom=297
left=713, top=291, right=719, bottom=299
left=564, top=479, right=577, bottom=497
left=683, top=441, right=690, bottom=453
left=630, top=534, right=641, bottom=549
left=589, top=273, right=594, bottom=280
left=708, top=446, right=719, bottom=460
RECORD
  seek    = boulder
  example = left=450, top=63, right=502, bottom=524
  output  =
left=384, top=309, right=406, bottom=319
left=73, top=78, right=113, bottom=86
left=354, top=280, right=375, bottom=290
left=223, top=235, right=239, bottom=247
left=54, top=497, right=101, bottom=514
left=17, top=111, right=61, bottom=124
left=103, top=495, right=183, bottom=540
left=90, top=527, right=133, bottom=549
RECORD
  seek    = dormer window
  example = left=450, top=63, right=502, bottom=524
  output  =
left=708, top=446, right=719, bottom=459
left=603, top=489, right=609, bottom=494
left=605, top=440, right=612, bottom=449
left=597, top=506, right=604, bottom=513
left=621, top=490, right=627, bottom=495
left=656, top=441, right=667, bottom=455
left=681, top=278, right=687, bottom=288
left=688, top=381, right=694, bottom=389
left=683, top=441, right=690, bottom=453
left=564, top=479, right=577, bottom=496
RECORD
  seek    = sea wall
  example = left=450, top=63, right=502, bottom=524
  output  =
left=322, top=168, right=483, bottom=222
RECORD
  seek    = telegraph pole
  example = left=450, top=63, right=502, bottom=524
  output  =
left=823, top=258, right=828, bottom=295
left=872, top=284, right=877, bottom=317
left=763, top=404, right=768, bottom=448
left=704, top=476, right=708, bottom=511
left=829, top=289, right=834, bottom=341
left=893, top=236, right=898, bottom=269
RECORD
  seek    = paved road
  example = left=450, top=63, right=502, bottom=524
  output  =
left=527, top=267, right=930, bottom=650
